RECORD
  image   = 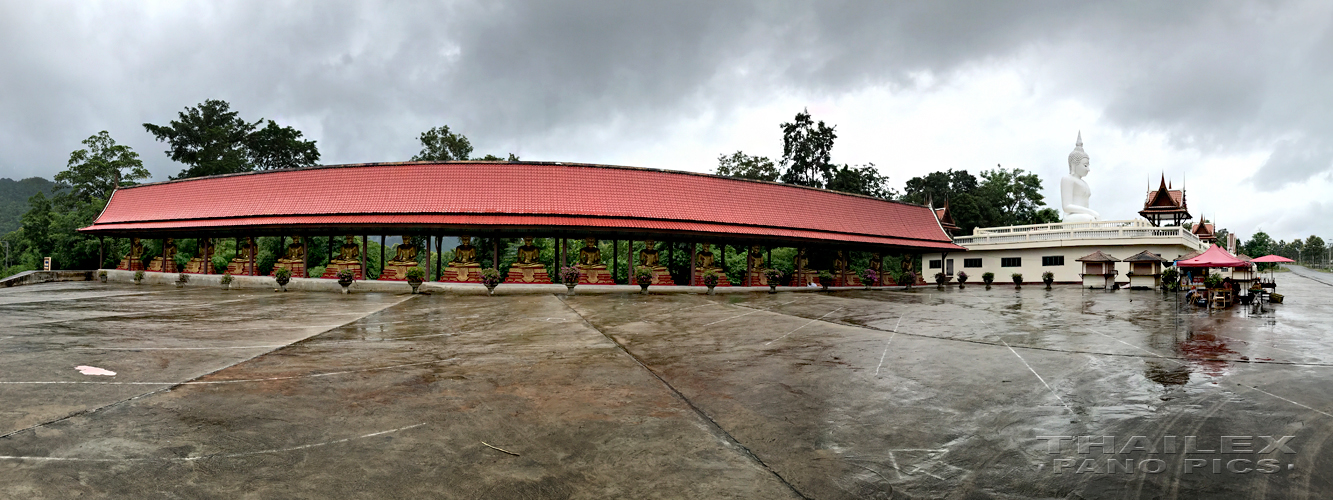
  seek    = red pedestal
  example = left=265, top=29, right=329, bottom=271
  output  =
left=742, top=269, right=770, bottom=287
left=321, top=263, right=363, bottom=280
left=644, top=267, right=674, bottom=286
left=272, top=261, right=307, bottom=279
left=182, top=258, right=213, bottom=274
left=146, top=257, right=177, bottom=273
left=116, top=258, right=145, bottom=271
left=439, top=265, right=483, bottom=283
left=507, top=265, right=552, bottom=284
left=834, top=271, right=862, bottom=287
left=789, top=270, right=820, bottom=287
left=377, top=263, right=419, bottom=281
left=578, top=266, right=615, bottom=285
left=692, top=269, right=732, bottom=287
left=225, top=260, right=255, bottom=276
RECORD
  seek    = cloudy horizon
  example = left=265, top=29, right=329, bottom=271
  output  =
left=2, top=1, right=1331, bottom=243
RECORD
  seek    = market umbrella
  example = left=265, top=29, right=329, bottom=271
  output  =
left=1249, top=254, right=1295, bottom=284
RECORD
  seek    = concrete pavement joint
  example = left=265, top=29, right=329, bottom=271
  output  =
left=765, top=308, right=842, bottom=345
left=557, top=296, right=811, bottom=500
left=1239, top=384, right=1333, bottom=419
left=1000, top=339, right=1074, bottom=414
left=0, top=294, right=419, bottom=440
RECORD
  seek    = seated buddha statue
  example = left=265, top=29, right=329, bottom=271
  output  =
left=747, top=245, right=765, bottom=270
left=833, top=250, right=848, bottom=273
left=695, top=243, right=721, bottom=272
left=638, top=239, right=662, bottom=268
left=869, top=252, right=882, bottom=273
left=387, top=236, right=419, bottom=265
left=277, top=237, right=305, bottom=264
left=226, top=237, right=256, bottom=275
left=129, top=238, right=143, bottom=260
left=118, top=237, right=146, bottom=271
left=794, top=247, right=809, bottom=271
left=513, top=237, right=543, bottom=267
left=183, top=237, right=213, bottom=274
left=162, top=238, right=177, bottom=261
left=148, top=238, right=178, bottom=272
left=578, top=238, right=605, bottom=268
left=449, top=235, right=479, bottom=266
left=331, top=236, right=361, bottom=264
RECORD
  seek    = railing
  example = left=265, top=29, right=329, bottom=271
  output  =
left=954, top=219, right=1206, bottom=249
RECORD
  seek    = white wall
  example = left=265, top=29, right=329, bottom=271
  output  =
left=923, top=243, right=1193, bottom=284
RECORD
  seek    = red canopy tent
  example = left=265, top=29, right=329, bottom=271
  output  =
left=1175, top=244, right=1249, bottom=268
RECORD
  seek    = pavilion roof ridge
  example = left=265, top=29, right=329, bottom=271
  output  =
left=1076, top=250, right=1121, bottom=262
left=1121, top=250, right=1168, bottom=262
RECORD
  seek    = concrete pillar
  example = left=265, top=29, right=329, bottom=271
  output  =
left=688, top=242, right=697, bottom=286
left=492, top=237, right=499, bottom=270
left=360, top=235, right=368, bottom=280
left=301, top=236, right=309, bottom=278
left=248, top=237, right=256, bottom=276
left=612, top=239, right=619, bottom=284
left=424, top=234, right=431, bottom=280
left=380, top=235, right=386, bottom=276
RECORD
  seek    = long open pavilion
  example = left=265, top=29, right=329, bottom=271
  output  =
left=79, top=161, right=962, bottom=288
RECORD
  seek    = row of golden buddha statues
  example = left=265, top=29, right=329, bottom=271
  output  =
left=115, top=235, right=887, bottom=286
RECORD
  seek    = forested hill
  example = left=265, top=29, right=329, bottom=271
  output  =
left=0, top=177, right=55, bottom=234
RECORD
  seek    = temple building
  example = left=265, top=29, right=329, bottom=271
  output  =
left=920, top=134, right=1208, bottom=285
left=83, top=161, right=962, bottom=287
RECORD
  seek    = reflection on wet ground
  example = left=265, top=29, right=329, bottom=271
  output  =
left=1, top=269, right=1332, bottom=498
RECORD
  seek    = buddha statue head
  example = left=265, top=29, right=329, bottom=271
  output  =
left=523, top=237, right=535, bottom=246
left=700, top=243, right=712, bottom=253
left=584, top=237, right=597, bottom=248
left=1068, top=132, right=1090, bottom=178
left=644, top=239, right=656, bottom=249
left=460, top=235, right=472, bottom=246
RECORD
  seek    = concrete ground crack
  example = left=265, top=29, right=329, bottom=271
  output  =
left=557, top=296, right=811, bottom=500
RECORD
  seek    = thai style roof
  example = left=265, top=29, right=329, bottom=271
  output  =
left=1076, top=250, right=1121, bottom=262
left=1122, top=250, right=1169, bottom=262
left=80, top=161, right=964, bottom=251
left=1191, top=221, right=1216, bottom=239
left=933, top=199, right=959, bottom=235
left=1138, top=175, right=1191, bottom=222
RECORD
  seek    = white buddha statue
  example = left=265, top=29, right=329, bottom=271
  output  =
left=1060, top=132, right=1099, bottom=222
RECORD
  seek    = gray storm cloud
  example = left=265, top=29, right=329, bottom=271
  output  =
left=1, top=0, right=1330, bottom=197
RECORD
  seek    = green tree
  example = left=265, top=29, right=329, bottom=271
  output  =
left=1305, top=235, right=1327, bottom=265
left=778, top=110, right=837, bottom=188
left=55, top=131, right=149, bottom=203
left=1242, top=231, right=1273, bottom=257
left=902, top=169, right=978, bottom=206
left=144, top=99, right=320, bottom=179
left=976, top=165, right=1052, bottom=227
left=715, top=151, right=780, bottom=182
left=413, top=125, right=473, bottom=161
left=19, top=192, right=52, bottom=257
left=825, top=163, right=896, bottom=199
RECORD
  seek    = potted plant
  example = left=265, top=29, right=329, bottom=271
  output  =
left=817, top=270, right=833, bottom=291
left=176, top=273, right=189, bottom=288
left=956, top=271, right=968, bottom=289
left=98, top=270, right=107, bottom=283
left=220, top=272, right=234, bottom=290
left=1204, top=273, right=1223, bottom=290
left=337, top=269, right=355, bottom=294
left=1012, top=273, right=1023, bottom=288
left=480, top=268, right=503, bottom=295
left=274, top=267, right=292, bottom=292
left=982, top=271, right=995, bottom=289
left=405, top=267, right=425, bottom=294
left=559, top=266, right=580, bottom=295
left=134, top=270, right=144, bottom=285
left=764, top=268, right=783, bottom=293
left=634, top=266, right=653, bottom=294
left=702, top=270, right=720, bottom=295
left=1042, top=271, right=1055, bottom=289
left=897, top=271, right=916, bottom=290
left=860, top=268, right=878, bottom=290
left=1161, top=267, right=1180, bottom=292
left=934, top=272, right=949, bottom=289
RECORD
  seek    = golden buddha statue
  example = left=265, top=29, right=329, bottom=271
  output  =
left=226, top=237, right=257, bottom=275
left=148, top=238, right=178, bottom=272
left=388, top=236, right=419, bottom=265
left=442, top=235, right=483, bottom=283
left=742, top=245, right=766, bottom=286
left=869, top=252, right=882, bottom=273
left=695, top=243, right=720, bottom=271
left=332, top=236, right=361, bottom=264
left=514, top=238, right=542, bottom=266
left=235, top=237, right=254, bottom=261
left=747, top=245, right=765, bottom=270
left=790, top=247, right=817, bottom=287
left=450, top=235, right=479, bottom=266
left=278, top=237, right=305, bottom=263
left=184, top=237, right=213, bottom=274
left=638, top=239, right=662, bottom=268
left=118, top=238, right=146, bottom=271
left=794, top=247, right=808, bottom=270
left=576, top=237, right=612, bottom=284
left=833, top=250, right=848, bottom=273
left=505, top=237, right=551, bottom=283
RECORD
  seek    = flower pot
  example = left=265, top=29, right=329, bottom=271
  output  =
left=566, top=284, right=576, bottom=296
left=221, top=283, right=230, bottom=291
left=486, top=284, right=497, bottom=296
left=339, top=280, right=352, bottom=294
left=99, top=275, right=107, bottom=284
left=768, top=284, right=777, bottom=294
left=707, top=285, right=716, bottom=295
left=821, top=283, right=829, bottom=291
left=409, top=280, right=422, bottom=294
left=1044, top=280, right=1053, bottom=290
left=639, top=284, right=649, bottom=294
left=279, top=284, right=288, bottom=292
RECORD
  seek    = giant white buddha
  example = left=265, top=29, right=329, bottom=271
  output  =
left=1060, top=132, right=1099, bottom=222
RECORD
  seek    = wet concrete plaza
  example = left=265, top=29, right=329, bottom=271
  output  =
left=3, top=269, right=1333, bottom=499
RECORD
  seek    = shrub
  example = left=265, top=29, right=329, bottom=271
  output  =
left=1204, top=273, right=1223, bottom=289
left=1011, top=273, right=1023, bottom=285
left=274, top=267, right=292, bottom=285
left=559, top=266, right=581, bottom=284
left=1042, top=271, right=1054, bottom=282
left=405, top=267, right=425, bottom=282
left=956, top=271, right=968, bottom=284
left=336, top=269, right=355, bottom=282
left=220, top=272, right=234, bottom=285
left=134, top=270, right=145, bottom=282
left=702, top=270, right=720, bottom=288
left=764, top=268, right=783, bottom=285
left=1161, top=267, right=1180, bottom=291
left=982, top=272, right=995, bottom=285
left=897, top=271, right=917, bottom=286
left=934, top=272, right=948, bottom=285
left=817, top=270, right=833, bottom=284
left=176, top=273, right=189, bottom=284
left=860, top=268, right=879, bottom=285
left=480, top=268, right=503, bottom=288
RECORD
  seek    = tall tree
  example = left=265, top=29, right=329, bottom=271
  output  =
left=826, top=163, right=896, bottom=199
left=144, top=99, right=320, bottom=179
left=54, top=131, right=149, bottom=203
left=715, top=151, right=780, bottom=182
left=976, top=165, right=1053, bottom=227
left=413, top=125, right=473, bottom=161
left=1242, top=231, right=1273, bottom=257
left=19, top=192, right=52, bottom=257
left=778, top=110, right=837, bottom=188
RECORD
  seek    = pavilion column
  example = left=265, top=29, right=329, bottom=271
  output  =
left=380, top=236, right=386, bottom=278
left=360, top=235, right=368, bottom=280
left=327, top=237, right=334, bottom=269
left=612, top=239, right=619, bottom=284
left=767, top=247, right=772, bottom=271
left=424, top=234, right=432, bottom=280
left=160, top=238, right=168, bottom=272
left=248, top=237, right=256, bottom=276
left=559, top=238, right=566, bottom=269
left=98, top=236, right=104, bottom=269
left=301, top=236, right=309, bottom=278
left=669, top=243, right=675, bottom=277
left=492, top=237, right=499, bottom=270
left=745, top=243, right=753, bottom=286
left=720, top=244, right=726, bottom=275
left=689, top=242, right=697, bottom=287
left=626, top=241, right=634, bottom=281
left=435, top=236, right=442, bottom=281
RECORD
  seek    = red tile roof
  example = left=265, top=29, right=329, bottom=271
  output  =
left=83, top=162, right=963, bottom=251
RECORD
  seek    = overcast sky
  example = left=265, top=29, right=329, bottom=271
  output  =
left=2, top=1, right=1331, bottom=243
